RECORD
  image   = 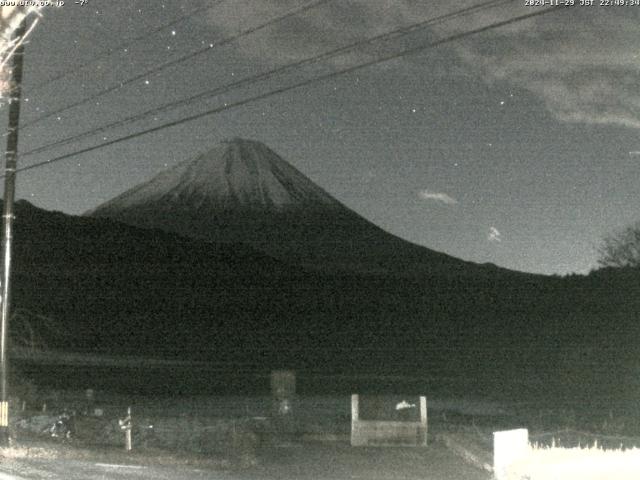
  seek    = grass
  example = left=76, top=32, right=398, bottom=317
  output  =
left=0, top=443, right=60, bottom=460
left=9, top=385, right=640, bottom=479
left=0, top=437, right=234, bottom=470
left=507, top=444, right=640, bottom=480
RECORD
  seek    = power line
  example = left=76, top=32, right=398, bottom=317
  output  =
left=14, top=5, right=566, bottom=176
left=20, top=0, right=334, bottom=131
left=26, top=1, right=225, bottom=95
left=18, top=4, right=564, bottom=173
left=21, top=0, right=513, bottom=160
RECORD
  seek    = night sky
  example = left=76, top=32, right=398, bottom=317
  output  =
left=3, top=0, right=639, bottom=275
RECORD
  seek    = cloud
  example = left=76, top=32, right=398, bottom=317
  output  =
left=195, top=2, right=640, bottom=130
left=418, top=189, right=458, bottom=205
left=195, top=0, right=456, bottom=67
left=488, top=226, right=501, bottom=243
left=444, top=8, right=640, bottom=130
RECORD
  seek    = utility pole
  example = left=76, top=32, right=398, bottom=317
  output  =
left=0, top=18, right=26, bottom=444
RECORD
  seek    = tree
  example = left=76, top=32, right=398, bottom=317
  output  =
left=598, top=221, right=640, bottom=268
left=0, top=6, right=44, bottom=103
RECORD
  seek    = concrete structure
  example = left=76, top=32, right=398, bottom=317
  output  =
left=350, top=394, right=427, bottom=447
left=493, top=428, right=529, bottom=480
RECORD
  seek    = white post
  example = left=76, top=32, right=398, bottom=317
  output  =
left=126, top=406, right=132, bottom=451
left=351, top=394, right=359, bottom=422
left=120, top=406, right=132, bottom=452
left=419, top=396, right=427, bottom=424
left=350, top=394, right=360, bottom=446
left=419, top=396, right=427, bottom=446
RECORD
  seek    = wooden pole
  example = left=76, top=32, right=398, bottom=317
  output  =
left=0, top=18, right=26, bottom=444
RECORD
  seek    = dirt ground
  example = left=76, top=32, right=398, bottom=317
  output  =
left=250, top=441, right=491, bottom=480
left=0, top=439, right=491, bottom=480
left=13, top=383, right=635, bottom=479
left=0, top=389, right=521, bottom=479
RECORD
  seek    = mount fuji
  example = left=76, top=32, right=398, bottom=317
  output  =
left=87, top=138, right=488, bottom=275
left=12, top=141, right=637, bottom=387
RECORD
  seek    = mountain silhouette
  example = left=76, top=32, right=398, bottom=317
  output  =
left=6, top=200, right=640, bottom=401
left=88, top=137, right=489, bottom=275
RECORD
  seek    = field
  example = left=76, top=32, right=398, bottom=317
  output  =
left=4, top=363, right=640, bottom=479
left=7, top=392, right=497, bottom=480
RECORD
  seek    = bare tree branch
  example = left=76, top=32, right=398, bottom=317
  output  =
left=0, top=6, right=44, bottom=104
left=598, top=221, right=640, bottom=268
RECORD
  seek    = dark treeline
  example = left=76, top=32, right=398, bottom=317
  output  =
left=8, top=200, right=640, bottom=401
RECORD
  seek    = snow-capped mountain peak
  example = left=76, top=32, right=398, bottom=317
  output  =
left=88, top=137, right=471, bottom=275
left=92, top=138, right=339, bottom=213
